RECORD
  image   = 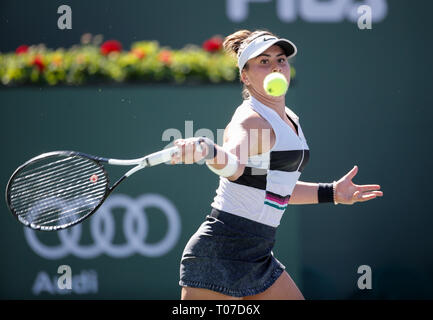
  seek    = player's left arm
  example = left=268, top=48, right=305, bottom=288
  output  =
left=289, top=166, right=383, bottom=205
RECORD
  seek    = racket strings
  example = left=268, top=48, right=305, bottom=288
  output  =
left=12, top=172, right=106, bottom=227
left=13, top=156, right=83, bottom=181
left=9, top=155, right=108, bottom=229
left=10, top=161, right=103, bottom=211
left=11, top=162, right=103, bottom=202
left=25, top=192, right=105, bottom=228
left=13, top=182, right=106, bottom=213
left=18, top=186, right=107, bottom=226
left=11, top=157, right=88, bottom=190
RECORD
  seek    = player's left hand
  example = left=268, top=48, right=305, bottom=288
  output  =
left=334, top=165, right=383, bottom=205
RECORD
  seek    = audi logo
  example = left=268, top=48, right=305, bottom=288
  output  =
left=24, top=194, right=181, bottom=259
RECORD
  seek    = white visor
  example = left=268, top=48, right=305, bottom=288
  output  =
left=237, top=35, right=297, bottom=72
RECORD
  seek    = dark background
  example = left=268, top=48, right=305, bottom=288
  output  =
left=1, top=0, right=432, bottom=299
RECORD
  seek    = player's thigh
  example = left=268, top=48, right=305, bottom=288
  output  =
left=181, top=287, right=243, bottom=300
left=243, top=270, right=305, bottom=300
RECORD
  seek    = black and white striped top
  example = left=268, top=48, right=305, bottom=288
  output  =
left=210, top=96, right=310, bottom=227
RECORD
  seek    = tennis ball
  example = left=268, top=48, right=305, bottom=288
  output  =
left=263, top=72, right=288, bottom=97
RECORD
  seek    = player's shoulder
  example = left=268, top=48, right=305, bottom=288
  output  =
left=231, top=103, right=271, bottom=130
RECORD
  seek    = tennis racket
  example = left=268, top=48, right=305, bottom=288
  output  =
left=5, top=145, right=183, bottom=231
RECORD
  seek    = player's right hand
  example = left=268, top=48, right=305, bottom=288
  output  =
left=170, top=138, right=210, bottom=165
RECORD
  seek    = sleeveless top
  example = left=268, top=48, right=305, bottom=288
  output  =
left=210, top=96, right=310, bottom=227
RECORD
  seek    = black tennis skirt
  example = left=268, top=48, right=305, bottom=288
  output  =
left=179, top=208, right=285, bottom=297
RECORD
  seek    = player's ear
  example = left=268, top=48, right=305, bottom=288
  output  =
left=241, top=71, right=250, bottom=86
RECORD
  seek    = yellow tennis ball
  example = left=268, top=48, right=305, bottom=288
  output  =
left=263, top=72, right=288, bottom=97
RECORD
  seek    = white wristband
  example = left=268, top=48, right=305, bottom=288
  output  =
left=206, top=150, right=239, bottom=178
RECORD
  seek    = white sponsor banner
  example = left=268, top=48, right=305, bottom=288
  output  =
left=226, top=0, right=387, bottom=23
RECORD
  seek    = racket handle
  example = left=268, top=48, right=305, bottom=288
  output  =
left=143, top=146, right=179, bottom=167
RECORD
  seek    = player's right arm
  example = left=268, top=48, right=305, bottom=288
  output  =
left=170, top=112, right=275, bottom=181
left=210, top=113, right=275, bottom=181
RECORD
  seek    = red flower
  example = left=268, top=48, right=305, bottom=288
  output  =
left=32, top=55, right=45, bottom=72
left=100, top=40, right=123, bottom=55
left=202, top=36, right=223, bottom=52
left=16, top=45, right=29, bottom=55
left=158, top=50, right=172, bottom=65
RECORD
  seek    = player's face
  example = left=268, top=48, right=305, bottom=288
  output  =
left=242, top=45, right=291, bottom=96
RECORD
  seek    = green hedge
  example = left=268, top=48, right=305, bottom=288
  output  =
left=0, top=35, right=296, bottom=86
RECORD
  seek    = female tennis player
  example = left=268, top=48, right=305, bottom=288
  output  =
left=170, top=29, right=383, bottom=300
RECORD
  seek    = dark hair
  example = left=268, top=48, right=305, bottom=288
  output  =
left=223, top=29, right=278, bottom=99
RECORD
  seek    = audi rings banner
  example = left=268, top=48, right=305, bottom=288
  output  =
left=24, top=194, right=181, bottom=260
